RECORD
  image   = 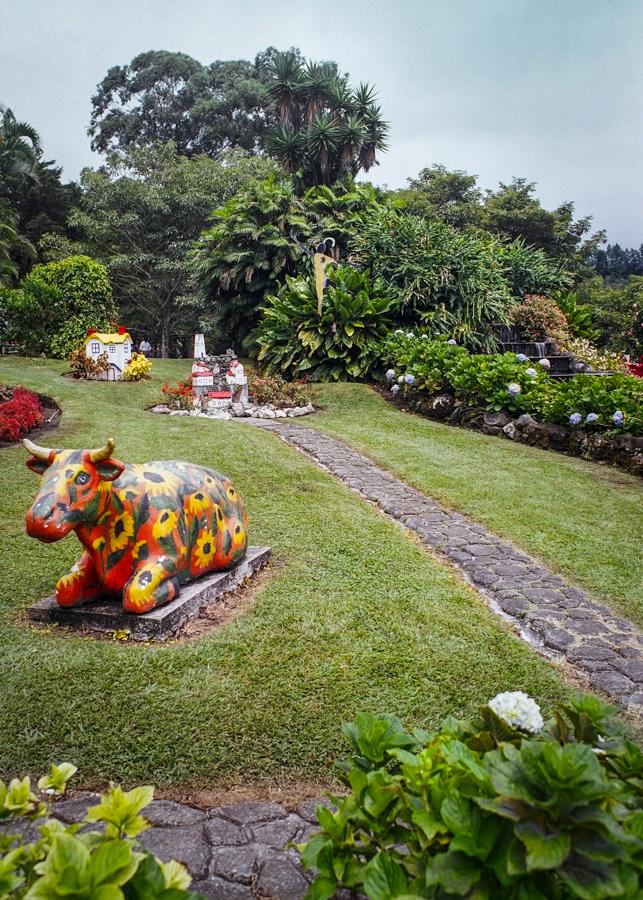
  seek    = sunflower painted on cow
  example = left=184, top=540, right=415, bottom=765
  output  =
left=23, top=437, right=248, bottom=613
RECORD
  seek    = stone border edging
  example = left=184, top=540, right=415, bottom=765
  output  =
left=245, top=420, right=643, bottom=712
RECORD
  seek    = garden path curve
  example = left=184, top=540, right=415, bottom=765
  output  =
left=246, top=419, right=643, bottom=713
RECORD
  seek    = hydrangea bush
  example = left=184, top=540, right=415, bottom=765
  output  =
left=0, top=764, right=201, bottom=898
left=381, top=334, right=643, bottom=434
left=300, top=694, right=643, bottom=899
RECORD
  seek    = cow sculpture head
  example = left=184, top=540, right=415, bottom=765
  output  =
left=24, top=438, right=124, bottom=543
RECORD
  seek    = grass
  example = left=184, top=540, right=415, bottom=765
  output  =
left=0, top=357, right=569, bottom=790
left=310, top=383, right=643, bottom=627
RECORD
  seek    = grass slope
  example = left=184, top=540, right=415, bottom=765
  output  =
left=0, top=358, right=566, bottom=789
left=311, top=383, right=643, bottom=627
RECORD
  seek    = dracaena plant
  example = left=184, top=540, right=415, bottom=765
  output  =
left=0, top=764, right=202, bottom=898
left=299, top=693, right=643, bottom=899
left=256, top=265, right=395, bottom=381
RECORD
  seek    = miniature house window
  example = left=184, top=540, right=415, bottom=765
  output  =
left=90, top=342, right=100, bottom=354
left=109, top=344, right=116, bottom=353
left=123, top=342, right=130, bottom=352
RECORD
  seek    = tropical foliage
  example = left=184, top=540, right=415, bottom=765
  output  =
left=349, top=207, right=516, bottom=351
left=300, top=694, right=643, bottom=899
left=0, top=106, right=41, bottom=180
left=0, top=763, right=200, bottom=897
left=249, top=373, right=314, bottom=407
left=265, top=50, right=388, bottom=188
left=257, top=265, right=394, bottom=380
left=190, top=174, right=310, bottom=347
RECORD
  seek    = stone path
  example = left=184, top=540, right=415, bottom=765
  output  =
left=53, top=795, right=330, bottom=899
left=247, top=420, right=643, bottom=712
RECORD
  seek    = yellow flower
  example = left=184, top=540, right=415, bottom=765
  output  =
left=132, top=540, right=147, bottom=559
left=192, top=530, right=217, bottom=570
left=152, top=509, right=178, bottom=540
left=226, top=486, right=237, bottom=501
left=188, top=491, right=211, bottom=516
left=126, top=567, right=164, bottom=610
left=137, top=465, right=181, bottom=498
left=92, top=536, right=106, bottom=551
left=109, top=512, right=135, bottom=551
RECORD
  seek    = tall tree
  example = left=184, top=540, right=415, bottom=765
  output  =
left=395, top=164, right=482, bottom=229
left=89, top=50, right=271, bottom=158
left=0, top=106, right=41, bottom=180
left=42, top=143, right=276, bottom=355
left=265, top=50, right=388, bottom=189
left=480, top=178, right=604, bottom=271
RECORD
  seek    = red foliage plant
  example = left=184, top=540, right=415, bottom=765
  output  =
left=0, top=387, right=44, bottom=442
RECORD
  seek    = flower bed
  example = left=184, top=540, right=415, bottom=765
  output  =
left=301, top=693, right=643, bottom=899
left=381, top=334, right=643, bottom=474
left=0, top=385, right=44, bottom=442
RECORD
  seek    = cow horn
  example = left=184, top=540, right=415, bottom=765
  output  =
left=89, top=438, right=116, bottom=463
left=23, top=438, right=54, bottom=460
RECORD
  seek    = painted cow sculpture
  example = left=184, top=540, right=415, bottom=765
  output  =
left=24, top=437, right=248, bottom=613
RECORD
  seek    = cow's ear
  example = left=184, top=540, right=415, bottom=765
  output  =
left=26, top=457, right=51, bottom=475
left=95, top=457, right=125, bottom=481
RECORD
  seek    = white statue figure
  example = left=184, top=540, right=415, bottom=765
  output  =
left=226, top=357, right=249, bottom=406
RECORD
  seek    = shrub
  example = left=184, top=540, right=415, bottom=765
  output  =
left=565, top=338, right=630, bottom=374
left=67, top=347, right=110, bottom=380
left=250, top=373, right=314, bottom=408
left=3, top=255, right=117, bottom=357
left=380, top=334, right=643, bottom=434
left=495, top=239, right=573, bottom=299
left=0, top=763, right=200, bottom=897
left=350, top=207, right=514, bottom=351
left=124, top=352, right=152, bottom=381
left=256, top=265, right=395, bottom=381
left=160, top=378, right=194, bottom=410
left=0, top=386, right=43, bottom=442
left=509, top=294, right=571, bottom=346
left=300, top=694, right=643, bottom=899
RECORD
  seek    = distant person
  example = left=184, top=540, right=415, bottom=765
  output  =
left=139, top=337, right=152, bottom=356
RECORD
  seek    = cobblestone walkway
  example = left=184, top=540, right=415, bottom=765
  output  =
left=249, top=420, right=643, bottom=712
left=53, top=795, right=328, bottom=899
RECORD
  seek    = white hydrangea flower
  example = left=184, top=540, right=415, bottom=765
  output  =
left=525, top=367, right=537, bottom=377
left=406, top=332, right=414, bottom=339
left=488, top=691, right=544, bottom=733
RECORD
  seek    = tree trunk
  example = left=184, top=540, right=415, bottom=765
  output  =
left=161, top=325, right=169, bottom=359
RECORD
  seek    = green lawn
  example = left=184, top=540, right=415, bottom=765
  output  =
left=310, top=383, right=643, bottom=627
left=0, top=357, right=569, bottom=791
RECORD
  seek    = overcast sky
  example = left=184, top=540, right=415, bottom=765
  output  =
left=1, top=0, right=641, bottom=245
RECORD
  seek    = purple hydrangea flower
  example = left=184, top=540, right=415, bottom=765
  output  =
left=516, top=353, right=528, bottom=363
left=447, top=339, right=457, bottom=345
left=613, top=410, right=624, bottom=426
left=404, top=373, right=416, bottom=385
left=569, top=412, right=582, bottom=426
left=385, top=369, right=396, bottom=381
left=586, top=413, right=599, bottom=424
left=508, top=383, right=521, bottom=396
left=538, top=358, right=551, bottom=368
left=525, top=367, right=537, bottom=377
left=390, top=384, right=400, bottom=394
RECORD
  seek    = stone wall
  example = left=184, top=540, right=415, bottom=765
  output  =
left=407, top=393, right=642, bottom=476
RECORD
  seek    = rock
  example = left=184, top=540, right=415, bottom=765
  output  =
left=483, top=411, right=511, bottom=429
left=255, top=849, right=309, bottom=899
left=231, top=403, right=245, bottom=417
left=210, top=802, right=287, bottom=827
left=265, top=408, right=276, bottom=418
left=53, top=795, right=101, bottom=823
left=430, top=394, right=455, bottom=419
left=192, top=879, right=253, bottom=899
left=139, top=824, right=210, bottom=880
left=540, top=423, right=569, bottom=451
left=169, top=410, right=190, bottom=417
left=144, top=800, right=206, bottom=827
left=628, top=453, right=643, bottom=476
left=275, top=409, right=287, bottom=418
left=503, top=422, right=518, bottom=440
left=151, top=404, right=171, bottom=414
left=515, top=413, right=537, bottom=430
left=305, top=403, right=315, bottom=414
left=210, top=411, right=232, bottom=421
left=286, top=409, right=296, bottom=417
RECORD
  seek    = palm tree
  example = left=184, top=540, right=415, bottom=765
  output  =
left=265, top=55, right=389, bottom=190
left=0, top=107, right=42, bottom=180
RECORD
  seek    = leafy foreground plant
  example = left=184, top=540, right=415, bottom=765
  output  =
left=0, top=764, right=201, bottom=898
left=257, top=265, right=394, bottom=381
left=300, top=694, right=643, bottom=899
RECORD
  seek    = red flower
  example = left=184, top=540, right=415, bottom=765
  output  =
left=117, top=325, right=127, bottom=335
